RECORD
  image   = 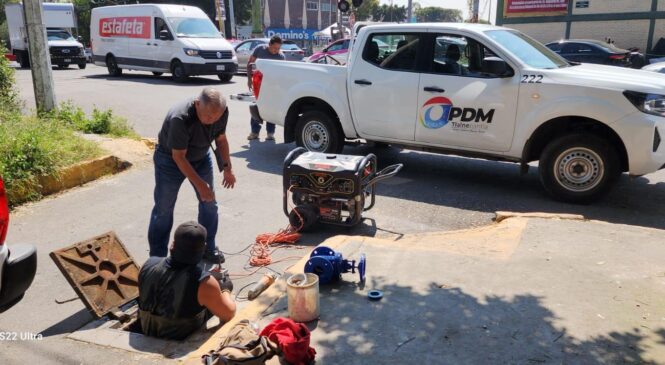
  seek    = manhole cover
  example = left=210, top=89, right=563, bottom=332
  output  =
left=50, top=232, right=140, bottom=318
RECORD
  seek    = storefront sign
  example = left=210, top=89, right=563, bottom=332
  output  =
left=504, top=0, right=569, bottom=17
left=265, top=27, right=318, bottom=40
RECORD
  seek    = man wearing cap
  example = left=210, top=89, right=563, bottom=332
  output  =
left=148, top=87, right=236, bottom=262
left=138, top=221, right=236, bottom=340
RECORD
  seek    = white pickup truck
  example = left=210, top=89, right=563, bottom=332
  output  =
left=250, top=23, right=665, bottom=203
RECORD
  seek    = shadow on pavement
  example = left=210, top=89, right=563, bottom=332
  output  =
left=40, top=308, right=93, bottom=338
left=84, top=73, right=234, bottom=87
left=232, top=142, right=665, bottom=231
left=309, top=280, right=662, bottom=364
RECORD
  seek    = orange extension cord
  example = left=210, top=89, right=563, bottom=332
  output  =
left=248, top=187, right=304, bottom=267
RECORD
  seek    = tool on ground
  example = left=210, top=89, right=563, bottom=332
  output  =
left=304, top=246, right=366, bottom=285
left=208, top=252, right=233, bottom=292
left=283, top=147, right=403, bottom=231
left=247, top=273, right=278, bottom=300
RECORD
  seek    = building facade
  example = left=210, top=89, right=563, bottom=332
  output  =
left=261, top=0, right=339, bottom=42
left=496, top=0, right=665, bottom=55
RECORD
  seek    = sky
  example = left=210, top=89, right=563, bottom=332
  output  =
left=379, top=0, right=498, bottom=23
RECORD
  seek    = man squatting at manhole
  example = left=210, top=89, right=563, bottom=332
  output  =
left=148, top=88, right=236, bottom=262
left=138, top=222, right=236, bottom=340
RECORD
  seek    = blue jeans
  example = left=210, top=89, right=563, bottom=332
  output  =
left=251, top=118, right=275, bottom=134
left=148, top=148, right=218, bottom=257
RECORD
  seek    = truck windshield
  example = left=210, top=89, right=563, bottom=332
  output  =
left=47, top=31, right=75, bottom=41
left=485, top=30, right=569, bottom=69
left=168, top=18, right=221, bottom=38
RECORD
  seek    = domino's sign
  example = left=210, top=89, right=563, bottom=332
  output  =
left=265, top=28, right=318, bottom=40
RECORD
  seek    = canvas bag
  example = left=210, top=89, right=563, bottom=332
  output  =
left=202, top=319, right=279, bottom=365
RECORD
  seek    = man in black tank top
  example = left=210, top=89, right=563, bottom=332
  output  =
left=138, top=221, right=236, bottom=340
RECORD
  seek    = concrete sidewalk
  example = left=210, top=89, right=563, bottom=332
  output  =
left=184, top=214, right=665, bottom=365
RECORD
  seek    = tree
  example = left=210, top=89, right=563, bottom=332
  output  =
left=415, top=7, right=463, bottom=23
left=372, top=4, right=407, bottom=22
left=232, top=0, right=252, bottom=26
left=353, top=0, right=379, bottom=21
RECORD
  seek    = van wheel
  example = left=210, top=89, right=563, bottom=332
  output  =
left=106, top=55, right=122, bottom=77
left=539, top=134, right=619, bottom=204
left=152, top=72, right=163, bottom=76
left=218, top=73, right=233, bottom=83
left=78, top=62, right=87, bottom=70
left=171, top=61, right=188, bottom=83
left=295, top=110, right=344, bottom=153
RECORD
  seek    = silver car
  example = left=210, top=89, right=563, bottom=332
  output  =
left=234, top=38, right=305, bottom=73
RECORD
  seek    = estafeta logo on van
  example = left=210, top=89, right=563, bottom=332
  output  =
left=99, top=17, right=151, bottom=39
left=420, top=97, right=495, bottom=132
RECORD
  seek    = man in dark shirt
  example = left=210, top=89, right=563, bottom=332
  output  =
left=247, top=35, right=286, bottom=141
left=139, top=221, right=236, bottom=340
left=148, top=88, right=236, bottom=261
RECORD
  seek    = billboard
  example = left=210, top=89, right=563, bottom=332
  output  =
left=503, top=0, right=569, bottom=17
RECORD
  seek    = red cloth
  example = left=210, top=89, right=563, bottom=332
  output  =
left=260, top=317, right=316, bottom=365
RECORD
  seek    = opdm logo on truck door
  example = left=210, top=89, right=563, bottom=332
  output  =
left=99, top=17, right=151, bottom=39
left=420, top=96, right=496, bottom=132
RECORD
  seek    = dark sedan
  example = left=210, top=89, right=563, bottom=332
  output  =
left=545, top=40, right=632, bottom=67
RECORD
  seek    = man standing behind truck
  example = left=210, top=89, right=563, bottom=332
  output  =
left=246, top=35, right=285, bottom=141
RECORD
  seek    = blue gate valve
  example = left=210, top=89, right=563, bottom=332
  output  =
left=304, top=246, right=366, bottom=285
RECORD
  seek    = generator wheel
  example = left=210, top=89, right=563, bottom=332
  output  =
left=289, top=205, right=318, bottom=232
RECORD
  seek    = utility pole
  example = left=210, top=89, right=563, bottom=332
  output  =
left=229, top=0, right=236, bottom=38
left=407, top=0, right=413, bottom=23
left=472, top=0, right=480, bottom=23
left=23, top=0, right=56, bottom=112
left=216, top=0, right=225, bottom=36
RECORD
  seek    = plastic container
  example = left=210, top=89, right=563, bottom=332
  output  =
left=286, top=273, right=320, bottom=323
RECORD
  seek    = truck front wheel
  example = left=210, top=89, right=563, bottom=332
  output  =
left=295, top=111, right=344, bottom=153
left=16, top=51, right=29, bottom=68
left=539, top=134, right=620, bottom=204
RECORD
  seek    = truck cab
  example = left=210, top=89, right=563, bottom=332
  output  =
left=5, top=2, right=86, bottom=69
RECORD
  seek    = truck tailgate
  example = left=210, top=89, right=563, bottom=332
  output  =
left=255, top=59, right=349, bottom=126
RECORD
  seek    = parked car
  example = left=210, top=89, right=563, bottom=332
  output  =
left=642, top=62, right=665, bottom=73
left=234, top=38, right=305, bottom=73
left=545, top=39, right=632, bottom=67
left=308, top=38, right=350, bottom=64
left=0, top=177, right=37, bottom=313
left=252, top=23, right=665, bottom=203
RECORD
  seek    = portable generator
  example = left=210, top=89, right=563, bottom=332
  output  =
left=283, top=147, right=403, bottom=231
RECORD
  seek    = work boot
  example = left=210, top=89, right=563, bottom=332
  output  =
left=265, top=133, right=275, bottom=141
left=203, top=247, right=225, bottom=264
left=247, top=132, right=259, bottom=140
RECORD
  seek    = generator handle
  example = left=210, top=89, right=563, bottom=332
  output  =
left=284, top=147, right=308, bottom=167
left=367, top=164, right=403, bottom=186
left=356, top=153, right=378, bottom=178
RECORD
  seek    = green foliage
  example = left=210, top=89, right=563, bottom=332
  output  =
left=415, top=7, right=463, bottom=23
left=0, top=42, right=18, bottom=110
left=0, top=116, right=102, bottom=205
left=53, top=102, right=139, bottom=139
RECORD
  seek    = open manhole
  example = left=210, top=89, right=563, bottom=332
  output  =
left=50, top=232, right=140, bottom=318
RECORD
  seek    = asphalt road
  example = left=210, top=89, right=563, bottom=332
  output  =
left=2, top=64, right=665, bottom=364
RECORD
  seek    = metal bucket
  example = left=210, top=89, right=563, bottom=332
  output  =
left=286, top=273, right=320, bottom=323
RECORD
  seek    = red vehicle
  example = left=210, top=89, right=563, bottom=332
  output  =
left=308, top=38, right=350, bottom=64
left=0, top=177, right=37, bottom=312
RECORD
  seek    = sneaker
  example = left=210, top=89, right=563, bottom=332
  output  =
left=247, top=133, right=259, bottom=140
left=265, top=133, right=275, bottom=141
left=203, top=248, right=225, bottom=264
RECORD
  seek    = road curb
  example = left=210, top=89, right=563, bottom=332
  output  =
left=8, top=155, right=132, bottom=205
left=494, top=211, right=585, bottom=223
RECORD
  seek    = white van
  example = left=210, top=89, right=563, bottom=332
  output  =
left=91, top=4, right=237, bottom=82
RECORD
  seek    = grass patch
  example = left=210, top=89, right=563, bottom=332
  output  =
left=0, top=115, right=103, bottom=205
left=54, top=102, right=140, bottom=139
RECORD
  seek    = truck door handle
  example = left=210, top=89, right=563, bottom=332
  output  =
left=424, top=86, right=445, bottom=93
left=354, top=79, right=372, bottom=85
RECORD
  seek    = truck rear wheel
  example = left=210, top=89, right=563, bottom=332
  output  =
left=539, top=134, right=619, bottom=204
left=295, top=110, right=344, bottom=153
left=106, top=55, right=122, bottom=77
left=16, top=51, right=29, bottom=68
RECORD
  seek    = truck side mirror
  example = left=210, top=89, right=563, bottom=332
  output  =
left=159, top=30, right=171, bottom=41
left=483, top=57, right=514, bottom=78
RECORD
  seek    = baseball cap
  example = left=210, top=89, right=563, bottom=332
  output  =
left=171, top=221, right=207, bottom=264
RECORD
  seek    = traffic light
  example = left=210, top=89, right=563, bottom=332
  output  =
left=338, top=0, right=350, bottom=13
left=352, top=0, right=363, bottom=7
